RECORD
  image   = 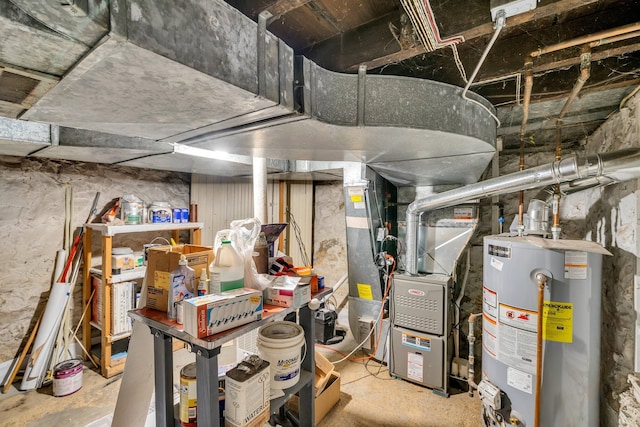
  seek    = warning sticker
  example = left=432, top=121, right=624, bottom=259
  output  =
left=543, top=301, right=573, bottom=343
left=453, top=207, right=474, bottom=220
left=402, top=332, right=431, bottom=351
left=483, top=286, right=498, bottom=319
left=357, top=283, right=373, bottom=300
left=498, top=323, right=537, bottom=374
left=499, top=304, right=537, bottom=332
left=490, top=257, right=504, bottom=272
left=564, top=251, right=588, bottom=279
left=498, top=303, right=538, bottom=374
left=482, top=314, right=498, bottom=359
left=407, top=353, right=423, bottom=382
left=507, top=367, right=533, bottom=394
left=347, top=187, right=366, bottom=210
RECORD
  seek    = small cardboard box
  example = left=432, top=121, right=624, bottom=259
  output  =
left=315, top=371, right=341, bottom=424
left=264, top=277, right=310, bottom=308
left=182, top=288, right=263, bottom=339
left=144, top=244, right=213, bottom=312
left=224, top=358, right=271, bottom=427
left=288, top=370, right=341, bottom=425
left=314, top=351, right=335, bottom=397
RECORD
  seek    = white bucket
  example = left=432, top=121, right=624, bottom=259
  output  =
left=257, top=321, right=305, bottom=389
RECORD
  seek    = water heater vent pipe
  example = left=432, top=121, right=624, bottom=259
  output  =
left=404, top=148, right=640, bottom=274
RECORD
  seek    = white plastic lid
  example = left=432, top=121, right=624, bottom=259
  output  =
left=179, top=254, right=187, bottom=265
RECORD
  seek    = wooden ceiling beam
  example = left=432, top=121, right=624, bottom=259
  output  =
left=336, top=0, right=602, bottom=72
left=266, top=0, right=312, bottom=18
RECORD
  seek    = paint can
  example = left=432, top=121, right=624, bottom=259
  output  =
left=257, top=321, right=305, bottom=389
left=180, top=363, right=197, bottom=426
left=52, top=359, right=83, bottom=397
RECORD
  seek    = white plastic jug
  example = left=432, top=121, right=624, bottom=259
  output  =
left=209, top=240, right=244, bottom=293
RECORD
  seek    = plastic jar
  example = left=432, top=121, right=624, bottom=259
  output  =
left=148, top=202, right=173, bottom=223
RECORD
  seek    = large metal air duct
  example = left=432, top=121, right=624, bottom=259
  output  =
left=405, top=148, right=640, bottom=274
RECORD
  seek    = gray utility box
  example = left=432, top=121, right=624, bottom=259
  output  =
left=390, top=274, right=452, bottom=394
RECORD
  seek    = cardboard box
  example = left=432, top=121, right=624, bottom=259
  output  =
left=315, top=371, right=341, bottom=424
left=288, top=371, right=341, bottom=425
left=144, top=244, right=213, bottom=312
left=182, top=288, right=263, bottom=339
left=91, top=275, right=135, bottom=334
left=111, top=253, right=137, bottom=274
left=224, top=358, right=271, bottom=427
left=264, top=277, right=310, bottom=308
left=314, top=351, right=335, bottom=397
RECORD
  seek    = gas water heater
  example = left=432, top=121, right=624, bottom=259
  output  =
left=479, top=235, right=609, bottom=427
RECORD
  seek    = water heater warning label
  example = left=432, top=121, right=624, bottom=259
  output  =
left=543, top=301, right=573, bottom=343
left=564, top=251, right=588, bottom=279
left=483, top=286, right=498, bottom=319
left=498, top=303, right=537, bottom=374
left=507, top=367, right=533, bottom=394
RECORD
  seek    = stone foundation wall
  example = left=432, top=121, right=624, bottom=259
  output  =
left=0, top=156, right=190, bottom=363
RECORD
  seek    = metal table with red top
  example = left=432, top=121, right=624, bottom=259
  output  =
left=129, top=287, right=332, bottom=427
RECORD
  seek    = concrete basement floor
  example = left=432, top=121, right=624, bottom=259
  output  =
left=0, top=319, right=480, bottom=427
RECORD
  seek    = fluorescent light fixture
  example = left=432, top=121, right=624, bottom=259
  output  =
left=172, top=143, right=253, bottom=164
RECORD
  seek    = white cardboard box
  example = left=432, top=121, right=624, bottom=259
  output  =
left=264, top=277, right=310, bottom=308
left=182, top=288, right=263, bottom=339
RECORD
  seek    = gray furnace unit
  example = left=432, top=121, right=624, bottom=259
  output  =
left=390, top=274, right=452, bottom=395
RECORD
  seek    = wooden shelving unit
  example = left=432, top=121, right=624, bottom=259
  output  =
left=82, top=222, right=203, bottom=378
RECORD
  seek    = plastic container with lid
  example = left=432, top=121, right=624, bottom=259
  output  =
left=148, top=202, right=173, bottom=223
left=209, top=241, right=244, bottom=293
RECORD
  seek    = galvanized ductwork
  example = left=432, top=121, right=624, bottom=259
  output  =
left=5, top=0, right=497, bottom=185
left=405, top=148, right=640, bottom=274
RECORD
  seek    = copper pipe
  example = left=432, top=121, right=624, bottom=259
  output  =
left=534, top=273, right=548, bottom=427
left=531, top=22, right=640, bottom=58
left=519, top=61, right=534, bottom=141
left=558, top=62, right=591, bottom=120
left=517, top=61, right=533, bottom=233
left=552, top=47, right=591, bottom=237
left=590, top=30, right=640, bottom=47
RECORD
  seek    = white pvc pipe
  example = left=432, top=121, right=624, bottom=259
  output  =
left=19, top=282, right=70, bottom=390
left=253, top=157, right=268, bottom=224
